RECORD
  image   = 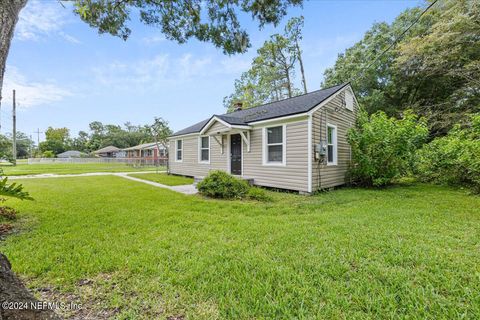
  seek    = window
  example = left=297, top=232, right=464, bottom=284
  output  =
left=327, top=124, right=337, bottom=165
left=345, top=90, right=354, bottom=111
left=176, top=139, right=183, bottom=161
left=264, top=125, right=286, bottom=165
left=199, top=136, right=210, bottom=163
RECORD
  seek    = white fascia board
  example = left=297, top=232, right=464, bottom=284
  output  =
left=199, top=116, right=232, bottom=135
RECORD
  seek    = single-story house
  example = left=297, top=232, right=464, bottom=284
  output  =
left=123, top=142, right=166, bottom=159
left=94, top=145, right=124, bottom=158
left=168, top=83, right=359, bottom=194
left=57, top=150, right=86, bottom=158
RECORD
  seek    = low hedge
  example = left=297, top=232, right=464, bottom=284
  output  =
left=197, top=171, right=271, bottom=201
left=197, top=171, right=250, bottom=199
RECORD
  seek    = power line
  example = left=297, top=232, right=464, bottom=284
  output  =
left=351, top=0, right=439, bottom=83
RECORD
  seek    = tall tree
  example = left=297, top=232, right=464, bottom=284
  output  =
left=285, top=16, right=307, bottom=93
left=395, top=0, right=480, bottom=135
left=224, top=17, right=305, bottom=111
left=0, top=0, right=27, bottom=114
left=39, top=127, right=71, bottom=155
left=223, top=69, right=274, bottom=112
left=323, top=0, right=479, bottom=136
left=0, top=0, right=304, bottom=112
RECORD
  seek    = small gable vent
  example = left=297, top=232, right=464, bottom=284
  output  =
left=345, top=90, right=354, bottom=111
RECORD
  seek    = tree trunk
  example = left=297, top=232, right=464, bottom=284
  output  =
left=296, top=41, right=307, bottom=94
left=273, top=79, right=280, bottom=100
left=0, top=0, right=27, bottom=109
left=1, top=253, right=61, bottom=319
left=285, top=67, right=292, bottom=98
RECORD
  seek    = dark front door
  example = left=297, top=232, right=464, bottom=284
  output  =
left=230, top=134, right=242, bottom=175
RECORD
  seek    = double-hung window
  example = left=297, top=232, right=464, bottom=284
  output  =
left=176, top=140, right=183, bottom=161
left=264, top=125, right=285, bottom=165
left=327, top=124, right=337, bottom=165
left=199, top=136, right=210, bottom=163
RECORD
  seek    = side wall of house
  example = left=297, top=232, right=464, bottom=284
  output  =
left=169, top=134, right=228, bottom=177
left=311, top=86, right=358, bottom=190
left=243, top=118, right=309, bottom=192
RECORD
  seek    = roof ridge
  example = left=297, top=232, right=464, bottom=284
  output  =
left=223, top=82, right=348, bottom=117
left=170, top=83, right=350, bottom=136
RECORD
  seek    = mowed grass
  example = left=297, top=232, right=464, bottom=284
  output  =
left=1, top=177, right=480, bottom=319
left=0, top=162, right=163, bottom=176
left=128, top=173, right=194, bottom=186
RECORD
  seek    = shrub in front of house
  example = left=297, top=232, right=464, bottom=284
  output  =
left=416, top=113, right=480, bottom=193
left=347, top=110, right=428, bottom=187
left=197, top=171, right=250, bottom=199
left=247, top=187, right=273, bottom=202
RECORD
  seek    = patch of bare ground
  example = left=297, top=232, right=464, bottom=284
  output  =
left=33, top=273, right=174, bottom=319
left=0, top=253, right=61, bottom=320
left=32, top=274, right=120, bottom=320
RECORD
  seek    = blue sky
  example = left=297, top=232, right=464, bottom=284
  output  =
left=4, top=0, right=422, bottom=142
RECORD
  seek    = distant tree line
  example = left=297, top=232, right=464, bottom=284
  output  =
left=0, top=132, right=34, bottom=161
left=0, top=120, right=172, bottom=160
left=37, top=121, right=166, bottom=157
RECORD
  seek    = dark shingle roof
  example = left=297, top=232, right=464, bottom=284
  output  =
left=171, top=83, right=348, bottom=137
left=94, top=146, right=120, bottom=153
left=171, top=119, right=210, bottom=137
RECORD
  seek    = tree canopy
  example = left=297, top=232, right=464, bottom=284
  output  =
left=323, top=0, right=479, bottom=136
left=74, top=0, right=303, bottom=54
left=223, top=16, right=306, bottom=111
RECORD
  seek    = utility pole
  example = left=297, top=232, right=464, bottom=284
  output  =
left=12, top=90, right=17, bottom=166
left=34, top=128, right=43, bottom=148
left=29, top=135, right=33, bottom=158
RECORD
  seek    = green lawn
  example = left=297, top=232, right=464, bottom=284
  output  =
left=0, top=162, right=164, bottom=176
left=128, top=173, right=194, bottom=186
left=1, top=177, right=480, bottom=319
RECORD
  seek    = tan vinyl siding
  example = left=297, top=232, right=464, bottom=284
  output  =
left=168, top=86, right=357, bottom=192
left=311, top=86, right=358, bottom=190
left=204, top=121, right=229, bottom=135
left=169, top=134, right=227, bottom=177
left=243, top=120, right=309, bottom=192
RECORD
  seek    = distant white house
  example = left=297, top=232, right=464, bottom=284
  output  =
left=94, top=146, right=125, bottom=158
left=57, top=150, right=86, bottom=158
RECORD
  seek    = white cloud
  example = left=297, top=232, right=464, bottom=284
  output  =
left=15, top=0, right=80, bottom=44
left=178, top=54, right=212, bottom=78
left=304, top=34, right=360, bottom=58
left=2, top=67, right=72, bottom=108
left=92, top=52, right=254, bottom=91
left=219, top=55, right=252, bottom=75
left=92, top=54, right=171, bottom=89
left=59, top=32, right=81, bottom=44
left=141, top=35, right=166, bottom=45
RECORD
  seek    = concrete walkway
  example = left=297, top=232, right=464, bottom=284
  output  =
left=7, top=171, right=160, bottom=180
left=7, top=171, right=198, bottom=195
left=118, top=174, right=198, bottom=195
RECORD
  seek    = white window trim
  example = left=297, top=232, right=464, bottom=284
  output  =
left=262, top=124, right=287, bottom=166
left=175, top=139, right=183, bottom=162
left=327, top=124, right=337, bottom=166
left=198, top=135, right=211, bottom=164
